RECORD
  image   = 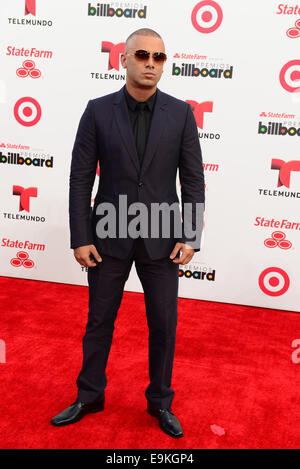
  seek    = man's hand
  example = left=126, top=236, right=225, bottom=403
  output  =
left=73, top=244, right=102, bottom=267
left=169, top=242, right=195, bottom=265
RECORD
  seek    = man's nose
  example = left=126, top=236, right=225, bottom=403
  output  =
left=145, top=55, right=155, bottom=67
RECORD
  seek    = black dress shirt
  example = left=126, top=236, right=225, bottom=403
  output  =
left=124, top=86, right=157, bottom=164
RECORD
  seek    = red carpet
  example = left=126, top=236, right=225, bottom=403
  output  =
left=0, top=275, right=300, bottom=449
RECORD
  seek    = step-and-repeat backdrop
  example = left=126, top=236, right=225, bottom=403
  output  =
left=1, top=0, right=299, bottom=311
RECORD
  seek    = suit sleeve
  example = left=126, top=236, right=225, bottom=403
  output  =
left=178, top=102, right=205, bottom=252
left=69, top=100, right=99, bottom=249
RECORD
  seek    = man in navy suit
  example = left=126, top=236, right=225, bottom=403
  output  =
left=51, top=28, right=205, bottom=438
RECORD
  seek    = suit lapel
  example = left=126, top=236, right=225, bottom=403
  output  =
left=113, top=85, right=168, bottom=177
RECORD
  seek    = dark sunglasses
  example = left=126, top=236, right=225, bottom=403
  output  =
left=126, top=49, right=167, bottom=63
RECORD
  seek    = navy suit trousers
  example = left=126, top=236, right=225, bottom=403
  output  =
left=76, top=237, right=180, bottom=409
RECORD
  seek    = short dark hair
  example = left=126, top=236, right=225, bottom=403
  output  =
left=125, top=28, right=162, bottom=50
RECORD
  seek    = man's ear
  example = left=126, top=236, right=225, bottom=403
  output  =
left=120, top=54, right=127, bottom=68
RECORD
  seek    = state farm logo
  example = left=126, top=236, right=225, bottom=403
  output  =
left=7, top=46, right=53, bottom=59
left=276, top=5, right=300, bottom=37
left=271, top=159, right=300, bottom=188
left=286, top=19, right=300, bottom=38
left=173, top=52, right=207, bottom=60
left=2, top=237, right=45, bottom=251
left=0, top=142, right=30, bottom=150
left=186, top=100, right=220, bottom=140
left=16, top=60, right=41, bottom=78
left=279, top=60, right=300, bottom=93
left=25, top=0, right=36, bottom=16
left=258, top=267, right=290, bottom=297
left=264, top=231, right=292, bottom=250
left=191, top=1, right=223, bottom=33
left=259, top=111, right=296, bottom=119
left=101, top=41, right=125, bottom=71
left=277, top=4, right=300, bottom=15
left=10, top=251, right=34, bottom=268
left=203, top=162, right=219, bottom=172
left=13, top=186, right=37, bottom=212
left=254, top=216, right=300, bottom=232
left=14, top=97, right=42, bottom=127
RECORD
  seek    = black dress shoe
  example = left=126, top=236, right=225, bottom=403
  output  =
left=147, top=402, right=183, bottom=438
left=50, top=398, right=105, bottom=427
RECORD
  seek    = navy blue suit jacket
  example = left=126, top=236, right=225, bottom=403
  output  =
left=69, top=84, right=205, bottom=260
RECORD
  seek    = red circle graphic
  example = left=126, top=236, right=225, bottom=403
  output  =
left=278, top=240, right=292, bottom=250
left=16, top=68, right=28, bottom=78
left=17, top=251, right=29, bottom=260
left=279, top=59, right=300, bottom=93
left=286, top=28, right=300, bottom=39
left=258, top=267, right=290, bottom=297
left=10, top=258, right=22, bottom=267
left=191, top=0, right=223, bottom=33
left=23, top=60, right=35, bottom=69
left=13, top=97, right=42, bottom=127
left=23, top=259, right=34, bottom=268
left=272, top=231, right=285, bottom=241
left=29, top=69, right=41, bottom=78
left=264, top=238, right=277, bottom=248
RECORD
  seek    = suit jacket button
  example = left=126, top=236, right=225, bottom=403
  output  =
left=138, top=182, right=144, bottom=187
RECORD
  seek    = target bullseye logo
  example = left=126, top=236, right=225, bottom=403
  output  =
left=16, top=60, right=41, bottom=79
left=191, top=0, right=223, bottom=34
left=259, top=267, right=290, bottom=297
left=14, top=97, right=42, bottom=127
left=264, top=231, right=292, bottom=250
left=10, top=251, right=34, bottom=268
left=279, top=60, right=300, bottom=93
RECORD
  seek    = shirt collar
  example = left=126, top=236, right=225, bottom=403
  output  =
left=124, top=85, right=157, bottom=112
